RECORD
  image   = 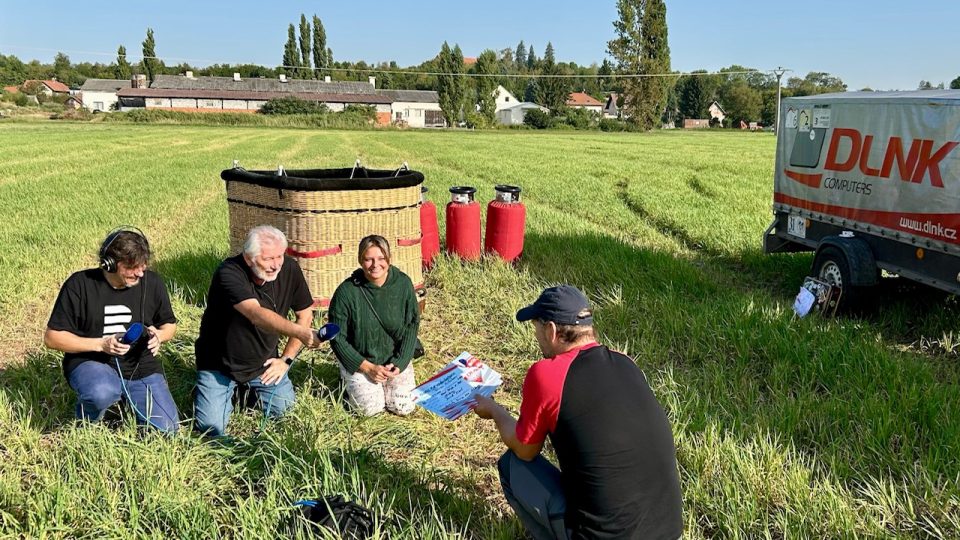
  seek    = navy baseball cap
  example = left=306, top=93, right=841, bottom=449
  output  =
left=516, top=285, right=593, bottom=325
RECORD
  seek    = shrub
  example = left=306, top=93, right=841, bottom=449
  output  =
left=259, top=97, right=329, bottom=115
left=463, top=111, right=490, bottom=129
left=523, top=108, right=551, bottom=129
left=557, top=107, right=599, bottom=130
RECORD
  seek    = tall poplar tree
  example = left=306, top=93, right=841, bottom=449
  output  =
left=312, top=15, right=328, bottom=74
left=141, top=28, right=158, bottom=83
left=299, top=14, right=312, bottom=77
left=526, top=46, right=536, bottom=69
left=115, top=46, right=131, bottom=80
left=437, top=42, right=466, bottom=126
left=474, top=49, right=498, bottom=123
left=607, top=0, right=672, bottom=129
left=282, top=24, right=299, bottom=76
left=537, top=42, right=569, bottom=111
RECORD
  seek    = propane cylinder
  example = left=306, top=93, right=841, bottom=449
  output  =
left=445, top=186, right=481, bottom=260
left=419, top=186, right=440, bottom=268
left=484, top=185, right=526, bottom=262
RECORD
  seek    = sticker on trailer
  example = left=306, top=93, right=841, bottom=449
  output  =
left=787, top=215, right=806, bottom=238
left=812, top=107, right=831, bottom=129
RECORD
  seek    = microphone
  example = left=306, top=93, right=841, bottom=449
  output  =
left=316, top=323, right=339, bottom=342
left=119, top=322, right=144, bottom=345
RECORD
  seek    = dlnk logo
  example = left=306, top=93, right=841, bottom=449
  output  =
left=786, top=127, right=959, bottom=189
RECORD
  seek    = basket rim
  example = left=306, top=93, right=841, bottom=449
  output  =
left=221, top=166, right=424, bottom=192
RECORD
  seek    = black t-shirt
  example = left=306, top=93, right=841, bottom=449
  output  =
left=195, top=254, right=313, bottom=383
left=516, top=344, right=683, bottom=539
left=47, top=269, right=177, bottom=380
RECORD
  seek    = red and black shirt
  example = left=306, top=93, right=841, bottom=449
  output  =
left=516, top=343, right=683, bottom=539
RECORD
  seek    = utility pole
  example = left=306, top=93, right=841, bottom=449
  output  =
left=773, top=67, right=787, bottom=136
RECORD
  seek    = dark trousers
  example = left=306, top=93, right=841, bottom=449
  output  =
left=498, top=450, right=569, bottom=540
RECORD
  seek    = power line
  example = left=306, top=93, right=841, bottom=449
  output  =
left=0, top=44, right=789, bottom=79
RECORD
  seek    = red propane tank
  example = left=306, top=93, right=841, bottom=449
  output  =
left=446, top=186, right=481, bottom=260
left=419, top=186, right=440, bottom=268
left=484, top=185, right=526, bottom=262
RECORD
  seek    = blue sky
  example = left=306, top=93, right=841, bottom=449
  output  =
left=1, top=0, right=956, bottom=91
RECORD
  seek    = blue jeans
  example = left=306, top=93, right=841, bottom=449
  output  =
left=67, top=360, right=180, bottom=433
left=498, top=450, right=569, bottom=540
left=193, top=369, right=296, bottom=437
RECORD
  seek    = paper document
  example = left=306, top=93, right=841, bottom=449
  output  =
left=411, top=351, right=502, bottom=420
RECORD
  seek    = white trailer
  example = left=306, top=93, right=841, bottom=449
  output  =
left=764, top=90, right=960, bottom=306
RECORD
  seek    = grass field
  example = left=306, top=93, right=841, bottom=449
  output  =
left=1, top=122, right=959, bottom=538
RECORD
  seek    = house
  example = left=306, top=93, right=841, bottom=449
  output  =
left=683, top=119, right=709, bottom=129
left=117, top=73, right=394, bottom=124
left=602, top=92, right=624, bottom=118
left=3, top=86, right=19, bottom=94
left=493, top=85, right=519, bottom=112
left=463, top=57, right=477, bottom=67
left=566, top=92, right=603, bottom=113
left=21, top=79, right=70, bottom=96
left=79, top=79, right=129, bottom=112
left=708, top=101, right=725, bottom=124
left=63, top=95, right=84, bottom=110
left=497, top=102, right=549, bottom=125
left=377, top=89, right=445, bottom=128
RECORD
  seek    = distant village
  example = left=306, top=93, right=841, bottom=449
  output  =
left=6, top=73, right=732, bottom=129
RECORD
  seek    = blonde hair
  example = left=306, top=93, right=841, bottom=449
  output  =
left=358, top=235, right=392, bottom=264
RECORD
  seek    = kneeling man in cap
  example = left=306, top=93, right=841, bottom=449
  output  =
left=473, top=285, right=683, bottom=540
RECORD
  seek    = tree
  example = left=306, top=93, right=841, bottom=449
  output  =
left=598, top=59, right=614, bottom=91
left=115, top=46, right=131, bottom=80
left=299, top=14, right=312, bottom=77
left=515, top=41, right=526, bottom=70
left=0, top=54, right=28, bottom=86
left=474, top=49, right=498, bottom=123
left=951, top=76, right=960, bottom=90
left=918, top=80, right=933, bottom=90
left=312, top=15, right=328, bottom=74
left=536, top=42, right=569, bottom=111
left=720, top=81, right=762, bottom=125
left=607, top=0, right=671, bottom=129
left=526, top=46, right=536, bottom=70
left=437, top=42, right=466, bottom=126
left=786, top=72, right=846, bottom=96
left=282, top=24, right=299, bottom=76
left=141, top=28, right=158, bottom=83
left=675, top=71, right=718, bottom=120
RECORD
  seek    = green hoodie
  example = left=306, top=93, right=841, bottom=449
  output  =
left=328, top=265, right=420, bottom=374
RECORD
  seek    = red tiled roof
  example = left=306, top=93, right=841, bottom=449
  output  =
left=463, top=57, right=477, bottom=65
left=117, top=87, right=393, bottom=104
left=3, top=86, right=18, bottom=93
left=21, top=80, right=71, bottom=93
left=566, top=92, right=603, bottom=107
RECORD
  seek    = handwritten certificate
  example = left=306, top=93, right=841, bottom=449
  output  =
left=411, top=352, right=502, bottom=420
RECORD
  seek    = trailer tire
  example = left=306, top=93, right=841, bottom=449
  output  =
left=814, top=246, right=860, bottom=311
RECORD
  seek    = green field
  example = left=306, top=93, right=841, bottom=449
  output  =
left=1, top=123, right=959, bottom=538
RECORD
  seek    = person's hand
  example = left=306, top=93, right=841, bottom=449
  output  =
left=261, top=357, right=290, bottom=385
left=472, top=394, right=497, bottom=419
left=100, top=334, right=130, bottom=357
left=359, top=361, right=394, bottom=384
left=300, top=327, right=319, bottom=349
left=146, top=326, right=161, bottom=356
left=383, top=363, right=400, bottom=379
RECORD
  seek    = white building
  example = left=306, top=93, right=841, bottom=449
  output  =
left=378, top=89, right=445, bottom=127
left=79, top=79, right=129, bottom=112
left=493, top=85, right=520, bottom=112
left=497, top=102, right=549, bottom=125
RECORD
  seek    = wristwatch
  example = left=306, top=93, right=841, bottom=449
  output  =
left=283, top=356, right=294, bottom=366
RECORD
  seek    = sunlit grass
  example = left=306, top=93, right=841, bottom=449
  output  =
left=1, top=123, right=958, bottom=537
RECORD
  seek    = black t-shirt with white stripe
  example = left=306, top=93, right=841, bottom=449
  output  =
left=47, top=269, right=177, bottom=380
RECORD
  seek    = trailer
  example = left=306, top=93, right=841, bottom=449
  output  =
left=764, top=90, right=960, bottom=307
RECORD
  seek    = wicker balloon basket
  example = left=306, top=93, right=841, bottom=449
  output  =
left=221, top=165, right=425, bottom=308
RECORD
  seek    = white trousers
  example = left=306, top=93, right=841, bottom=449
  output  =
left=339, top=363, right=416, bottom=417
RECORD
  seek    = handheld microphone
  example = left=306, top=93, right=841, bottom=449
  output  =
left=119, top=322, right=144, bottom=345
left=316, top=323, right=340, bottom=342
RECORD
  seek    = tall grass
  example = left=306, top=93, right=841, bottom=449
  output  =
left=1, top=124, right=958, bottom=537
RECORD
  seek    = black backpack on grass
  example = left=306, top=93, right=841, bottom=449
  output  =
left=289, top=495, right=374, bottom=539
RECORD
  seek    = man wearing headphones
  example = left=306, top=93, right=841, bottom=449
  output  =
left=44, top=228, right=180, bottom=432
left=193, top=225, right=319, bottom=437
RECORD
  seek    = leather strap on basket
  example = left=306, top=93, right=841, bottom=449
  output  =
left=286, top=245, right=342, bottom=258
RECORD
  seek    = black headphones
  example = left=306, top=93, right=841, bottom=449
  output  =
left=99, top=226, right=149, bottom=274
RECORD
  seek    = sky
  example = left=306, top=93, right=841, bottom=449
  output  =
left=0, top=0, right=957, bottom=91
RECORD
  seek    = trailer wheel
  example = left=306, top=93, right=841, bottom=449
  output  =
left=814, top=246, right=857, bottom=310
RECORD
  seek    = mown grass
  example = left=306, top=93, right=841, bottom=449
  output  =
left=1, top=123, right=959, bottom=538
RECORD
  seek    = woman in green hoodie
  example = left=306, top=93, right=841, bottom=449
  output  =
left=329, top=235, right=420, bottom=416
